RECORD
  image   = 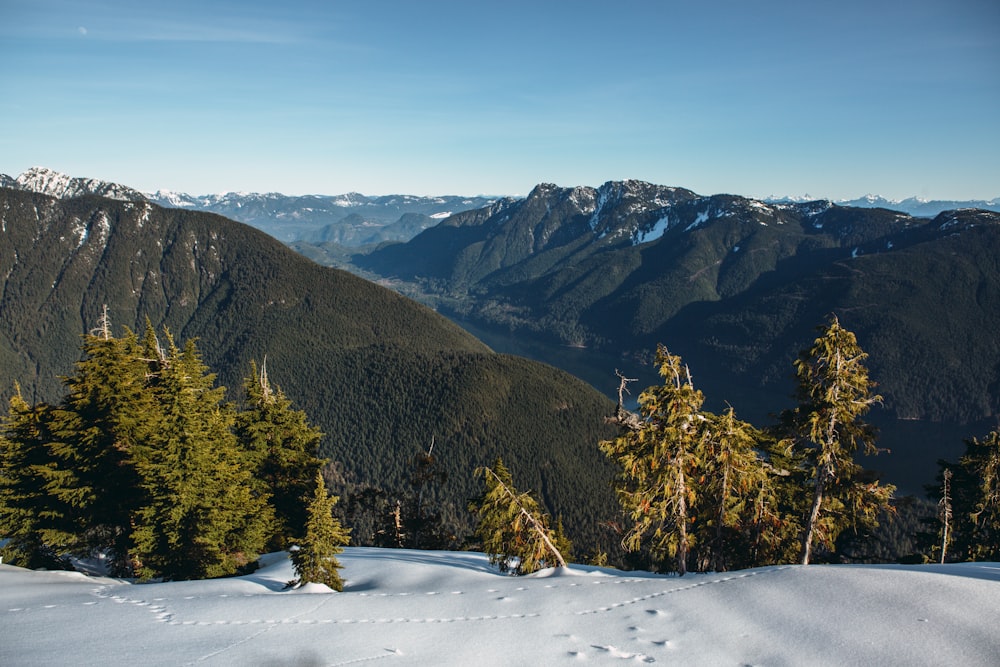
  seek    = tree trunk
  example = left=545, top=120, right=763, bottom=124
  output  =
left=677, top=464, right=688, bottom=576
left=801, top=468, right=827, bottom=565
left=939, top=468, right=952, bottom=564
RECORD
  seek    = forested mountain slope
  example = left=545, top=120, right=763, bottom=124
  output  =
left=0, top=187, right=617, bottom=546
left=349, top=182, right=1000, bottom=491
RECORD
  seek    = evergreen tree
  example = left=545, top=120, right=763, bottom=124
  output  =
left=236, top=359, right=325, bottom=550
left=470, top=458, right=567, bottom=574
left=931, top=430, right=1000, bottom=561
left=40, top=326, right=149, bottom=574
left=341, top=441, right=455, bottom=551
left=963, top=430, right=1000, bottom=559
left=290, top=472, right=350, bottom=591
left=698, top=407, right=786, bottom=571
left=400, top=441, right=453, bottom=550
left=0, top=388, right=69, bottom=569
left=129, top=333, right=272, bottom=580
left=787, top=316, right=894, bottom=564
left=2, top=314, right=339, bottom=581
left=601, top=347, right=783, bottom=574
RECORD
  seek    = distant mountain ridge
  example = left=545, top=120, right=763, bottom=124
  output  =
left=145, top=188, right=498, bottom=244
left=355, top=179, right=1000, bottom=423
left=6, top=166, right=996, bottom=244
left=766, top=193, right=1000, bottom=217
left=0, top=167, right=496, bottom=246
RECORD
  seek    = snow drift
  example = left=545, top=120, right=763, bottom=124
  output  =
left=2, top=548, right=998, bottom=666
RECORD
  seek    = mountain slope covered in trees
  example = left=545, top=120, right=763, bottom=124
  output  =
left=0, top=187, right=617, bottom=548
left=340, top=182, right=1000, bottom=492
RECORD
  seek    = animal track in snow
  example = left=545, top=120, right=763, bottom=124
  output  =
left=575, top=566, right=791, bottom=616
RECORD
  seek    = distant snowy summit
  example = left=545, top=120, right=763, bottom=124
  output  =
left=765, top=193, right=1000, bottom=218
left=1, top=166, right=146, bottom=202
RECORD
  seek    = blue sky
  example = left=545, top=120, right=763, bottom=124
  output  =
left=1, top=0, right=997, bottom=200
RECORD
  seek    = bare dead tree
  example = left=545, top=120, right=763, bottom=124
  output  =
left=939, top=468, right=953, bottom=564
left=259, top=355, right=274, bottom=404
left=605, top=369, right=642, bottom=431
left=90, top=304, right=112, bottom=340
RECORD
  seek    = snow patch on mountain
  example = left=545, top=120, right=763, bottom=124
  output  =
left=685, top=209, right=712, bottom=232
left=633, top=214, right=674, bottom=244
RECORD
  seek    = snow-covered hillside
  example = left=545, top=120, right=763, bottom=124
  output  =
left=2, top=548, right=997, bottom=666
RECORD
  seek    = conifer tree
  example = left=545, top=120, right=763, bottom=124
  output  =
left=602, top=347, right=787, bottom=573
left=962, top=430, right=1000, bottom=559
left=129, top=333, right=272, bottom=580
left=937, top=468, right=953, bottom=564
left=601, top=347, right=707, bottom=575
left=933, top=430, right=1000, bottom=561
left=788, top=316, right=894, bottom=564
left=470, top=458, right=567, bottom=574
left=401, top=440, right=453, bottom=550
left=236, top=359, right=325, bottom=550
left=0, top=388, right=68, bottom=569
left=698, top=407, right=784, bottom=571
left=40, top=327, right=149, bottom=573
left=290, top=472, right=350, bottom=591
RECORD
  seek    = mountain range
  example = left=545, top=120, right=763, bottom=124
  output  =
left=765, top=193, right=1000, bottom=218
left=0, top=182, right=618, bottom=549
left=323, top=180, right=1000, bottom=494
left=6, top=167, right=996, bottom=246
left=1, top=167, right=496, bottom=246
left=4, top=167, right=998, bottom=495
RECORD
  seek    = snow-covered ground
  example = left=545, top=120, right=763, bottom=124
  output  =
left=2, top=548, right=998, bottom=666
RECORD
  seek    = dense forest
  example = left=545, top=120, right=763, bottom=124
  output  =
left=3, top=316, right=996, bottom=578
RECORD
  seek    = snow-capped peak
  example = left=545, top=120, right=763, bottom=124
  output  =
left=12, top=167, right=146, bottom=202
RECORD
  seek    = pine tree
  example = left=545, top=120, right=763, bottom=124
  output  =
left=400, top=440, right=453, bottom=550
left=601, top=347, right=783, bottom=574
left=470, top=458, right=567, bottom=575
left=0, top=388, right=69, bottom=569
left=964, top=430, right=1000, bottom=559
left=236, top=359, right=325, bottom=550
left=129, top=333, right=272, bottom=580
left=290, top=472, right=350, bottom=591
left=788, top=316, right=895, bottom=564
left=933, top=430, right=1000, bottom=561
left=698, top=407, right=785, bottom=571
left=600, top=347, right=704, bottom=574
left=40, top=327, right=149, bottom=573
left=2, top=314, right=341, bottom=581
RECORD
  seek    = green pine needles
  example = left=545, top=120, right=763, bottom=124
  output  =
left=930, top=430, right=1000, bottom=562
left=470, top=458, right=568, bottom=575
left=290, top=472, right=350, bottom=591
left=601, top=316, right=901, bottom=573
left=789, top=315, right=895, bottom=564
left=0, top=315, right=328, bottom=581
left=601, top=346, right=789, bottom=574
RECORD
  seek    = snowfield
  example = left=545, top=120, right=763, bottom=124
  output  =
left=2, top=548, right=998, bottom=666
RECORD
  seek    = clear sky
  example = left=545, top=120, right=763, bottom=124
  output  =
left=1, top=0, right=997, bottom=200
